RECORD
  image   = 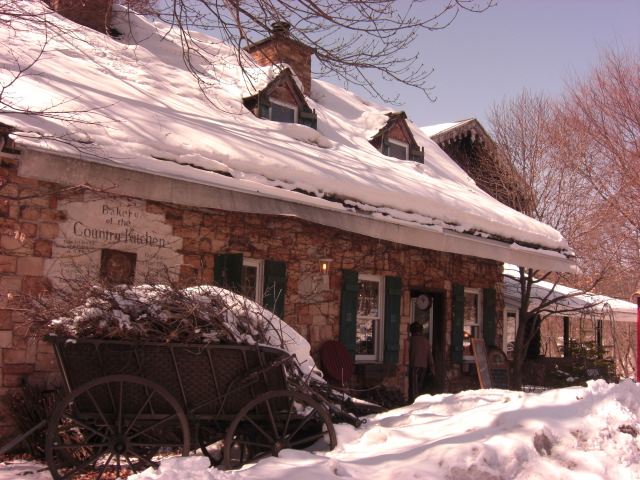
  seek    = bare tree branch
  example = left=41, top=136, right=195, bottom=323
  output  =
left=132, top=0, right=495, bottom=104
left=486, top=50, right=640, bottom=386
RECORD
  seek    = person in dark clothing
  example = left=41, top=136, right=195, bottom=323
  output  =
left=407, top=321, right=435, bottom=403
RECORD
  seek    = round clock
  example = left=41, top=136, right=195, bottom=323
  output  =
left=416, top=294, right=431, bottom=311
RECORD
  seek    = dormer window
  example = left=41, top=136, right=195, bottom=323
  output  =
left=370, top=112, right=424, bottom=163
left=243, top=68, right=317, bottom=130
left=267, top=99, right=298, bottom=123
left=387, top=139, right=409, bottom=160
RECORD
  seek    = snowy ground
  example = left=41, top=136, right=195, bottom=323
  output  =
left=2, top=379, right=638, bottom=480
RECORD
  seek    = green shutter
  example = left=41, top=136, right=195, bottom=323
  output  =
left=383, top=276, right=402, bottom=364
left=451, top=284, right=465, bottom=364
left=298, top=107, right=318, bottom=130
left=381, top=137, right=389, bottom=156
left=263, top=260, right=287, bottom=319
left=340, top=270, right=359, bottom=359
left=214, top=253, right=243, bottom=293
left=483, top=287, right=497, bottom=347
left=259, top=102, right=270, bottom=119
left=410, top=146, right=424, bottom=163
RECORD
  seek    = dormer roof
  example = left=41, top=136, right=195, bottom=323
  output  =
left=243, top=68, right=317, bottom=129
left=370, top=112, right=424, bottom=162
left=243, top=68, right=306, bottom=110
left=424, top=118, right=494, bottom=149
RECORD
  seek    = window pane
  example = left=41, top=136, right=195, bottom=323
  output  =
left=506, top=312, right=517, bottom=354
left=387, top=141, right=408, bottom=160
left=241, top=265, right=258, bottom=301
left=358, top=280, right=379, bottom=317
left=413, top=306, right=431, bottom=339
left=464, top=292, right=479, bottom=326
left=463, top=291, right=479, bottom=355
left=356, top=318, right=377, bottom=355
left=356, top=278, right=381, bottom=359
left=271, top=103, right=296, bottom=123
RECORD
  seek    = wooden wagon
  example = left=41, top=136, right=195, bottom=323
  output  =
left=44, top=335, right=342, bottom=479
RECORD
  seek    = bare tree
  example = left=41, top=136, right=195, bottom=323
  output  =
left=485, top=47, right=640, bottom=387
left=126, top=0, right=494, bottom=104
left=555, top=47, right=640, bottom=298
left=487, top=90, right=612, bottom=389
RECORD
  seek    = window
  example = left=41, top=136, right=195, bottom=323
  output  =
left=451, top=285, right=496, bottom=364
left=214, top=253, right=286, bottom=318
left=340, top=271, right=402, bottom=364
left=504, top=310, right=518, bottom=357
left=356, top=275, right=383, bottom=361
left=387, top=138, right=409, bottom=160
left=269, top=99, right=298, bottom=123
left=463, top=288, right=483, bottom=360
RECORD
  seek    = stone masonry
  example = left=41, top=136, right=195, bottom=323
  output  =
left=0, top=149, right=503, bottom=439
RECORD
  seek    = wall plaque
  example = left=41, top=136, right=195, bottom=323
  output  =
left=45, top=194, right=183, bottom=284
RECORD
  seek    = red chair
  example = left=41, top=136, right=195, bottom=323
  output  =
left=321, top=340, right=355, bottom=388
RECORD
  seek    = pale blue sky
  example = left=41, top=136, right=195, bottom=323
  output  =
left=342, top=0, right=640, bottom=129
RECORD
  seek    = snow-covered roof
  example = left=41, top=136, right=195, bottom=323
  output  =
left=504, top=265, right=637, bottom=322
left=420, top=121, right=470, bottom=137
left=1, top=2, right=576, bottom=271
left=421, top=118, right=494, bottom=147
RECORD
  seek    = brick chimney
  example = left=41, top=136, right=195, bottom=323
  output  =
left=50, top=0, right=113, bottom=34
left=245, top=22, right=315, bottom=96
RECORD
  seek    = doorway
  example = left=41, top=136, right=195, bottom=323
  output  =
left=410, top=291, right=445, bottom=394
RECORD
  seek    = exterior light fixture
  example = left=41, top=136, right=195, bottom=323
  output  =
left=319, top=259, right=332, bottom=276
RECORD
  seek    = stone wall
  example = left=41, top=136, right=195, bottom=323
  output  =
left=0, top=150, right=503, bottom=439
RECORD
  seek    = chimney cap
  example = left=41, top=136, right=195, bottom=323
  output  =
left=271, top=21, right=292, bottom=36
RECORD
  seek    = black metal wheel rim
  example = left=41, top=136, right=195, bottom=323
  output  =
left=222, top=389, right=336, bottom=470
left=45, top=374, right=190, bottom=480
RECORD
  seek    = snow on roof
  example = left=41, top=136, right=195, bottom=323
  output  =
left=1, top=3, right=573, bottom=263
left=503, top=265, right=637, bottom=322
left=420, top=120, right=471, bottom=137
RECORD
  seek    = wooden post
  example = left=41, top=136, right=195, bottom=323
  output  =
left=563, top=316, right=570, bottom=358
left=632, top=290, right=640, bottom=381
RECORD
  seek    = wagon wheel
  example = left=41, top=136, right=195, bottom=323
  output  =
left=45, top=375, right=190, bottom=480
left=223, top=389, right=336, bottom=470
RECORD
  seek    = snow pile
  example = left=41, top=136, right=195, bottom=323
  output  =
left=2, top=380, right=638, bottom=479
left=136, top=380, right=640, bottom=480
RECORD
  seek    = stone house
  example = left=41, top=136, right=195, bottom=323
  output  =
left=0, top=2, right=576, bottom=439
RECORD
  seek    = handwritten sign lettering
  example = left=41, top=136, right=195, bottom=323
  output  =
left=45, top=195, right=183, bottom=284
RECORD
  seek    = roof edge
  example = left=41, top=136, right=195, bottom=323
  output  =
left=18, top=148, right=578, bottom=273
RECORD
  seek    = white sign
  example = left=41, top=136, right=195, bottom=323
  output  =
left=45, top=194, right=183, bottom=284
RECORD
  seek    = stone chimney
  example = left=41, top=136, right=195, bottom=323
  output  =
left=245, top=22, right=315, bottom=96
left=50, top=0, right=113, bottom=34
